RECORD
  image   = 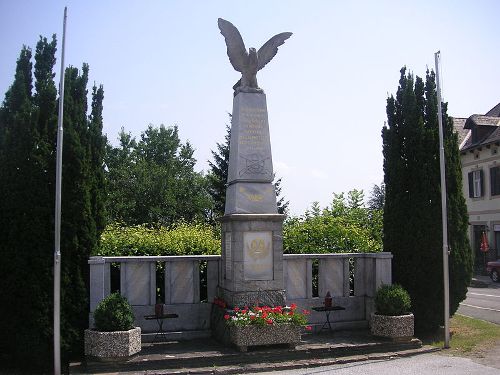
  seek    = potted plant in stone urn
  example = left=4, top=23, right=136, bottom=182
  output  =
left=371, top=284, right=414, bottom=341
left=84, top=292, right=141, bottom=360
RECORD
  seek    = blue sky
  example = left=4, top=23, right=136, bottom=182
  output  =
left=1, top=1, right=499, bottom=215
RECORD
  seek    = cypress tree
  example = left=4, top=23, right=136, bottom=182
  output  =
left=59, top=65, right=93, bottom=360
left=0, top=38, right=107, bottom=369
left=0, top=39, right=57, bottom=368
left=382, top=68, right=473, bottom=333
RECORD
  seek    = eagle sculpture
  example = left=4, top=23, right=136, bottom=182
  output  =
left=218, top=18, right=292, bottom=93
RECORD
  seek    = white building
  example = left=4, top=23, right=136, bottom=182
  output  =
left=454, top=102, right=500, bottom=273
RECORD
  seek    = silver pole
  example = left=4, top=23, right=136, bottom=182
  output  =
left=54, top=7, right=67, bottom=375
left=434, top=50, right=450, bottom=349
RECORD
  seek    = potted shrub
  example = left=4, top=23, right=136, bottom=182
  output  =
left=222, top=302, right=311, bottom=352
left=370, top=284, right=414, bottom=341
left=84, top=292, right=141, bottom=359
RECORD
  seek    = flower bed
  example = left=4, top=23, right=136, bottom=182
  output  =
left=214, top=299, right=311, bottom=351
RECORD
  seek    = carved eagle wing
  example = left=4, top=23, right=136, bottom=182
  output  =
left=218, top=18, right=248, bottom=73
left=257, top=32, right=292, bottom=71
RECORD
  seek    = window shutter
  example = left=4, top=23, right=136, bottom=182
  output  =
left=468, top=171, right=474, bottom=198
left=480, top=169, right=484, bottom=197
left=492, top=167, right=498, bottom=196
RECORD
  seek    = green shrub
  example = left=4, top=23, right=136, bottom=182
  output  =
left=95, top=221, right=220, bottom=256
left=93, top=293, right=135, bottom=331
left=374, top=284, right=411, bottom=316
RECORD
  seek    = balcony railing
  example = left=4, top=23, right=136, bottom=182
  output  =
left=89, top=252, right=392, bottom=334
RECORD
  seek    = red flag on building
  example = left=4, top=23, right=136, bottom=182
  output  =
left=480, top=232, right=490, bottom=253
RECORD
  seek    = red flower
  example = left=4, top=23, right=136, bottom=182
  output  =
left=266, top=319, right=273, bottom=325
left=290, top=303, right=297, bottom=310
left=302, top=309, right=310, bottom=315
left=234, top=307, right=240, bottom=311
left=305, top=325, right=312, bottom=331
left=224, top=314, right=230, bottom=320
left=262, top=312, right=268, bottom=319
left=250, top=315, right=256, bottom=320
left=241, top=309, right=247, bottom=314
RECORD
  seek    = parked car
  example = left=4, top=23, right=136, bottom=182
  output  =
left=486, top=260, right=500, bottom=282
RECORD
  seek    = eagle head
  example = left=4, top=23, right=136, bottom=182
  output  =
left=248, top=47, right=258, bottom=67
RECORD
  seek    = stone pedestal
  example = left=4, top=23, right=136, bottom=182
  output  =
left=219, top=214, right=285, bottom=307
left=218, top=91, right=284, bottom=308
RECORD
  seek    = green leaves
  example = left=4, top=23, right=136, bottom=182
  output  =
left=96, top=221, right=220, bottom=256
left=283, top=190, right=383, bottom=253
left=105, top=124, right=211, bottom=226
left=93, top=293, right=135, bottom=332
left=383, top=67, right=473, bottom=332
left=374, top=284, right=411, bottom=316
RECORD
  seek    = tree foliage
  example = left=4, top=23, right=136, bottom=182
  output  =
left=96, top=221, right=220, bottom=256
left=382, top=67, right=473, bottom=333
left=207, top=122, right=230, bottom=218
left=0, top=36, right=106, bottom=370
left=368, top=182, right=385, bottom=210
left=105, top=124, right=211, bottom=226
left=283, top=190, right=382, bottom=253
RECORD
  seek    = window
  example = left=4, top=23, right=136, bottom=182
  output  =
left=468, top=170, right=483, bottom=198
left=491, top=166, right=500, bottom=196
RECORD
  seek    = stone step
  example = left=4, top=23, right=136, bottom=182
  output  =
left=75, top=330, right=429, bottom=374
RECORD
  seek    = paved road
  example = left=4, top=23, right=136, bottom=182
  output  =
left=457, top=283, right=500, bottom=324
left=251, top=353, right=500, bottom=375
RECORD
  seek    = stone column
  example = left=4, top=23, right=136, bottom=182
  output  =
left=218, top=91, right=285, bottom=307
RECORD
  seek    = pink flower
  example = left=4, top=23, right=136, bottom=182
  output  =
left=305, top=325, right=312, bottom=331
left=302, top=309, right=310, bottom=315
left=234, top=307, right=240, bottom=311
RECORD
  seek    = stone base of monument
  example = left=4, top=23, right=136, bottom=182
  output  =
left=217, top=287, right=286, bottom=308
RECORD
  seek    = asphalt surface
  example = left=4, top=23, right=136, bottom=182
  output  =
left=250, top=353, right=500, bottom=375
left=458, top=279, right=500, bottom=325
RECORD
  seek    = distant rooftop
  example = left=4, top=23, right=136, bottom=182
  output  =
left=453, top=102, right=500, bottom=152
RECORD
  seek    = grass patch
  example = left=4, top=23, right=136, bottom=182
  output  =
left=423, top=314, right=500, bottom=356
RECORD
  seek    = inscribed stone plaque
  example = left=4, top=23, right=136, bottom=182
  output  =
left=243, top=231, right=273, bottom=280
left=225, top=181, right=278, bottom=215
left=227, top=93, right=274, bottom=184
left=225, top=232, right=232, bottom=279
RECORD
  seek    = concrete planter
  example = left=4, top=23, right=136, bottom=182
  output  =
left=84, top=327, right=141, bottom=360
left=371, top=313, right=414, bottom=341
left=229, top=324, right=302, bottom=352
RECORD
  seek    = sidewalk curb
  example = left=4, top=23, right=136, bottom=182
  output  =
left=85, top=346, right=440, bottom=375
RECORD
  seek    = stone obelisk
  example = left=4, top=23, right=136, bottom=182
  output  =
left=217, top=18, right=292, bottom=307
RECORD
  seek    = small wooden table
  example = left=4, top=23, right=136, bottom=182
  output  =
left=312, top=305, right=345, bottom=331
left=144, top=313, right=178, bottom=343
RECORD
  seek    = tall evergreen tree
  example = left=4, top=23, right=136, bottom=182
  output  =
left=0, top=37, right=59, bottom=368
left=207, top=122, right=230, bottom=218
left=382, top=67, right=473, bottom=333
left=368, top=183, right=385, bottom=210
left=0, top=37, right=107, bottom=370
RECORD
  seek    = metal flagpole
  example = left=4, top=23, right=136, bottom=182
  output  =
left=434, top=50, right=450, bottom=349
left=54, top=7, right=67, bottom=375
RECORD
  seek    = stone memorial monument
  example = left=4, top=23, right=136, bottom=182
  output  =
left=217, top=18, right=292, bottom=307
